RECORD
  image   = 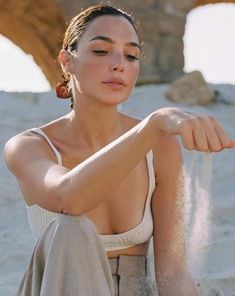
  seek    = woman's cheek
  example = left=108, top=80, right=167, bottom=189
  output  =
left=130, top=65, right=140, bottom=84
left=76, top=58, right=99, bottom=78
left=86, top=61, right=106, bottom=79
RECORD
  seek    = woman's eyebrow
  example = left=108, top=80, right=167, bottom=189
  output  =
left=89, top=35, right=141, bottom=50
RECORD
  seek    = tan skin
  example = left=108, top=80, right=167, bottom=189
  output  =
left=4, top=15, right=235, bottom=295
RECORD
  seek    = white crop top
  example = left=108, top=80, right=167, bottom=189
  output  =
left=26, top=127, right=156, bottom=251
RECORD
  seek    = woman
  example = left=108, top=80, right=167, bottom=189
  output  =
left=4, top=4, right=234, bottom=296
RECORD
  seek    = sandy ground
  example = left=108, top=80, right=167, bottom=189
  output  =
left=0, top=84, right=235, bottom=295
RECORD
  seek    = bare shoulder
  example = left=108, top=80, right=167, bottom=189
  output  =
left=152, top=135, right=183, bottom=178
left=119, top=112, right=141, bottom=130
left=153, top=135, right=182, bottom=158
left=4, top=113, right=69, bottom=175
left=4, top=129, right=57, bottom=177
left=4, top=131, right=36, bottom=169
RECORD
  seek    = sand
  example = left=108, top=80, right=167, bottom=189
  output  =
left=0, top=84, right=235, bottom=295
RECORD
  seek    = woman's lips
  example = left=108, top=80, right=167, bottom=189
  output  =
left=103, top=82, right=126, bottom=90
left=102, top=79, right=126, bottom=90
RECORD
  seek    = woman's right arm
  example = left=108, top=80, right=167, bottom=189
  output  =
left=4, top=108, right=234, bottom=216
left=4, top=113, right=157, bottom=215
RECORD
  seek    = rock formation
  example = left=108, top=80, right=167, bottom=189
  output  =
left=0, top=0, right=234, bottom=87
left=165, top=71, right=215, bottom=105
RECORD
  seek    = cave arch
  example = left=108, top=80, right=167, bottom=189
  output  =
left=0, top=0, right=65, bottom=88
left=0, top=0, right=234, bottom=88
left=196, top=0, right=235, bottom=6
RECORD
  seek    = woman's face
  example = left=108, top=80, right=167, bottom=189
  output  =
left=69, top=15, right=141, bottom=106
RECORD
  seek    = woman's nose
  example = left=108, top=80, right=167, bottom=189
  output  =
left=110, top=54, right=125, bottom=72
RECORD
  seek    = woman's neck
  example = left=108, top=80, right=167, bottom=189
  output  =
left=66, top=102, right=123, bottom=150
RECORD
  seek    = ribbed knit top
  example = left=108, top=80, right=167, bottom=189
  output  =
left=26, top=127, right=156, bottom=251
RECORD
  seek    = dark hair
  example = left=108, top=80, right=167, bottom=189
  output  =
left=56, top=4, right=139, bottom=108
left=63, top=5, right=138, bottom=53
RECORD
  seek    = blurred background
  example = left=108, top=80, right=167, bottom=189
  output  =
left=0, top=1, right=235, bottom=295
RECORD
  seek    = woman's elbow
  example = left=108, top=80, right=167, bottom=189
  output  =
left=57, top=177, right=84, bottom=216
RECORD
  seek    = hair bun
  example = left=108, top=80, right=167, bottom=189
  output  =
left=56, top=80, right=72, bottom=99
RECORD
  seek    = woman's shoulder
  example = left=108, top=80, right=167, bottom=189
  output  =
left=152, top=134, right=183, bottom=178
left=4, top=117, right=65, bottom=176
left=5, top=115, right=67, bottom=154
left=4, top=130, right=37, bottom=176
left=119, top=112, right=141, bottom=130
left=4, top=128, right=42, bottom=154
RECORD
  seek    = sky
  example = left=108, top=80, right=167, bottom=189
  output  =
left=184, top=3, right=235, bottom=85
left=0, top=3, right=234, bottom=92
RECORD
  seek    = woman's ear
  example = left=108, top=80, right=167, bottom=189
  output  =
left=59, top=49, right=73, bottom=74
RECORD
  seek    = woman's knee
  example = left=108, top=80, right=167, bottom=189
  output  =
left=56, top=214, right=98, bottom=237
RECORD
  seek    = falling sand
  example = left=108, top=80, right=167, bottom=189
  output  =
left=183, top=152, right=213, bottom=277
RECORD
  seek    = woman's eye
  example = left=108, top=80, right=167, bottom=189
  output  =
left=126, top=55, right=139, bottom=61
left=93, top=50, right=108, bottom=55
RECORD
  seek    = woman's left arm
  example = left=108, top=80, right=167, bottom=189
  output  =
left=152, top=135, right=198, bottom=296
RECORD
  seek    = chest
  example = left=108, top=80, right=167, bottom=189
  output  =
left=88, top=158, right=152, bottom=235
left=57, top=142, right=153, bottom=235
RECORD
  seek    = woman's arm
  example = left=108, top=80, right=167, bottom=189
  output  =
left=4, top=108, right=234, bottom=216
left=152, top=135, right=198, bottom=295
left=4, top=113, right=157, bottom=214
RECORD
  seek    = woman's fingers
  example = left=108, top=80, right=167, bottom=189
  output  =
left=203, top=117, right=223, bottom=152
left=179, top=117, right=210, bottom=151
left=226, top=140, right=235, bottom=149
left=156, top=108, right=234, bottom=152
left=213, top=118, right=234, bottom=149
left=180, top=125, right=194, bottom=150
left=192, top=119, right=209, bottom=151
left=179, top=115, right=234, bottom=152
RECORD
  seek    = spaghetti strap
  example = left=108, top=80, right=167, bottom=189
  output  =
left=146, top=150, right=155, bottom=194
left=31, top=128, right=63, bottom=165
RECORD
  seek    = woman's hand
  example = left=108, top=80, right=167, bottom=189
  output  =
left=152, top=107, right=235, bottom=152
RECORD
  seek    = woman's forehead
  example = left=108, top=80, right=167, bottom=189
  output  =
left=80, top=15, right=139, bottom=44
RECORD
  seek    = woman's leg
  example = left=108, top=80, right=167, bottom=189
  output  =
left=16, top=214, right=114, bottom=296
